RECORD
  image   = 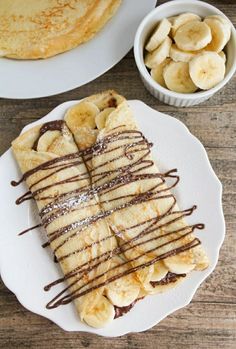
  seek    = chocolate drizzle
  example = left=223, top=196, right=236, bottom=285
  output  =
left=12, top=124, right=205, bottom=311
left=18, top=224, right=42, bottom=236
left=32, top=120, right=65, bottom=151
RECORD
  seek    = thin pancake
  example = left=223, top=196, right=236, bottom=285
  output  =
left=0, top=0, right=121, bottom=59
left=11, top=120, right=140, bottom=328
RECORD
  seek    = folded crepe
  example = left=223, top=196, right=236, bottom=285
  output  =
left=65, top=91, right=209, bottom=296
left=12, top=91, right=209, bottom=329
left=11, top=120, right=141, bottom=328
left=0, top=0, right=121, bottom=59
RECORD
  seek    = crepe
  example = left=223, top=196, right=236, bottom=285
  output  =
left=0, top=0, right=121, bottom=59
left=11, top=120, right=141, bottom=328
left=65, top=91, right=209, bottom=295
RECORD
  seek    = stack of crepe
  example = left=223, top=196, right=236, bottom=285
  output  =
left=0, top=0, right=121, bottom=59
left=12, top=91, right=209, bottom=328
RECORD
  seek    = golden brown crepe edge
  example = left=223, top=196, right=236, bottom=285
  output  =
left=5, top=0, right=122, bottom=59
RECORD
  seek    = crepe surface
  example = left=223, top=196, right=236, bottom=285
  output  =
left=0, top=0, right=121, bottom=59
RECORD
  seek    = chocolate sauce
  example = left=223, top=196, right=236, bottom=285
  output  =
left=150, top=272, right=186, bottom=287
left=108, top=97, right=117, bottom=108
left=12, top=124, right=205, bottom=312
left=32, top=120, right=65, bottom=151
left=18, top=223, right=42, bottom=236
left=114, top=298, right=143, bottom=319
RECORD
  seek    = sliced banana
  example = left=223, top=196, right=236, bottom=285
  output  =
left=83, top=295, right=115, bottom=328
left=150, top=261, right=168, bottom=282
left=174, top=20, right=212, bottom=51
left=171, top=13, right=201, bottom=37
left=36, top=130, right=61, bottom=152
left=145, top=36, right=172, bottom=69
left=65, top=101, right=99, bottom=130
left=218, top=50, right=226, bottom=63
left=145, top=18, right=171, bottom=52
left=205, top=14, right=231, bottom=33
left=95, top=108, right=115, bottom=130
left=192, top=245, right=209, bottom=271
left=168, top=16, right=177, bottom=25
left=138, top=288, right=148, bottom=298
left=189, top=51, right=225, bottom=90
left=170, top=44, right=197, bottom=62
left=106, top=275, right=140, bottom=307
left=150, top=58, right=172, bottom=87
left=204, top=18, right=231, bottom=53
left=163, top=61, right=198, bottom=93
left=164, top=253, right=196, bottom=274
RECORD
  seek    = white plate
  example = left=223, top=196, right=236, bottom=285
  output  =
left=0, top=0, right=156, bottom=99
left=0, top=100, right=225, bottom=337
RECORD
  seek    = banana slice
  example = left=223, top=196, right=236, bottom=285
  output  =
left=145, top=18, right=171, bottom=52
left=106, top=274, right=140, bottom=307
left=204, top=18, right=231, bottom=53
left=171, top=13, right=201, bottom=37
left=192, top=245, right=209, bottom=271
left=145, top=36, right=172, bottom=69
left=205, top=15, right=231, bottom=33
left=164, top=252, right=196, bottom=274
left=95, top=107, right=115, bottom=130
left=65, top=101, right=100, bottom=149
left=218, top=50, right=226, bottom=63
left=170, top=44, right=197, bottom=62
left=189, top=51, right=225, bottom=90
left=174, top=20, right=212, bottom=51
left=150, top=58, right=172, bottom=87
left=65, top=101, right=99, bottom=130
left=36, top=130, right=61, bottom=152
left=83, top=295, right=115, bottom=328
left=163, top=61, right=198, bottom=93
left=168, top=16, right=177, bottom=25
left=150, top=261, right=168, bottom=282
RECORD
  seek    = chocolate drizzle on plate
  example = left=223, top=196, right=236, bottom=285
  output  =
left=12, top=123, right=204, bottom=312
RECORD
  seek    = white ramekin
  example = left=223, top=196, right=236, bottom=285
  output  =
left=134, top=0, right=236, bottom=107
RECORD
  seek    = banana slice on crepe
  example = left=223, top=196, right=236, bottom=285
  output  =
left=95, top=108, right=116, bottom=130
left=82, top=296, right=115, bottom=328
left=64, top=101, right=99, bottom=150
left=105, top=257, right=140, bottom=307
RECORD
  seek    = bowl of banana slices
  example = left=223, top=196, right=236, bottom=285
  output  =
left=134, top=0, right=236, bottom=107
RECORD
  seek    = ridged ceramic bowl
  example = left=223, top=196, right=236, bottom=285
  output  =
left=134, top=0, right=236, bottom=107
